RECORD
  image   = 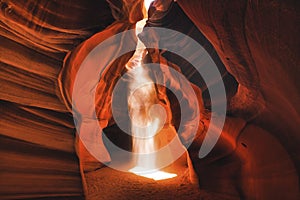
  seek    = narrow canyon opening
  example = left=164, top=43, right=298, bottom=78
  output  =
left=102, top=0, right=193, bottom=183
left=81, top=1, right=203, bottom=198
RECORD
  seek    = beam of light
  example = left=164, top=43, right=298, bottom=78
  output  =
left=126, top=1, right=177, bottom=181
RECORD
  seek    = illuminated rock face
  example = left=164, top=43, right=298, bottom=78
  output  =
left=147, top=1, right=299, bottom=199
left=0, top=0, right=115, bottom=199
left=0, top=0, right=299, bottom=199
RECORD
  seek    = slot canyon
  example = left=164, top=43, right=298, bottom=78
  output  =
left=0, top=0, right=299, bottom=199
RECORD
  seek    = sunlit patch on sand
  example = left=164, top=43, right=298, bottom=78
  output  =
left=129, top=167, right=177, bottom=181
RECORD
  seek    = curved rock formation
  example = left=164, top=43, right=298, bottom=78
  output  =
left=0, top=0, right=114, bottom=199
left=0, top=0, right=299, bottom=199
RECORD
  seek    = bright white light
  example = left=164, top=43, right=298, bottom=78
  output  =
left=138, top=171, right=178, bottom=181
left=129, top=167, right=177, bottom=181
left=144, top=0, right=155, bottom=12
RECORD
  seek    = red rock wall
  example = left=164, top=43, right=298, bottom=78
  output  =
left=177, top=0, right=300, bottom=172
left=143, top=1, right=299, bottom=199
left=0, top=0, right=299, bottom=199
left=0, top=0, right=114, bottom=199
left=175, top=0, right=300, bottom=199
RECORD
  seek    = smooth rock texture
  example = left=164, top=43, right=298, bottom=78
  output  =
left=0, top=0, right=299, bottom=199
left=0, top=0, right=114, bottom=199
